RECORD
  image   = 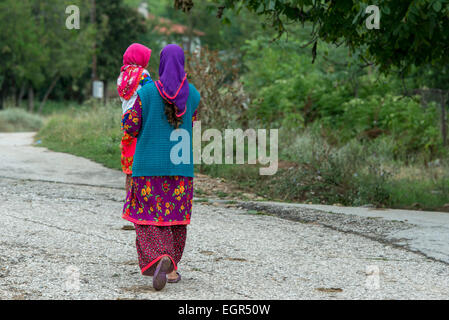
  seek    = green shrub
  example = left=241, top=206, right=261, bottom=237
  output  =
left=324, top=94, right=442, bottom=158
left=0, top=108, right=44, bottom=132
left=258, top=128, right=448, bottom=208
left=242, top=37, right=444, bottom=161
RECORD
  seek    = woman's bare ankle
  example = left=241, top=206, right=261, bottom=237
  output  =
left=167, top=270, right=178, bottom=280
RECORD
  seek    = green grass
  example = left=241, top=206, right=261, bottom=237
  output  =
left=38, top=100, right=84, bottom=116
left=193, top=198, right=209, bottom=203
left=0, top=108, right=44, bottom=132
left=386, top=178, right=449, bottom=211
left=36, top=102, right=123, bottom=170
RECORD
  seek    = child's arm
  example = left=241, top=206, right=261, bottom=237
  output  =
left=121, top=96, right=142, bottom=137
left=139, top=72, right=153, bottom=86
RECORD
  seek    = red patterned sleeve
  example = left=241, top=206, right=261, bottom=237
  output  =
left=121, top=96, right=142, bottom=137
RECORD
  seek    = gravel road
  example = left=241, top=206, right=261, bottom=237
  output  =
left=0, top=133, right=448, bottom=300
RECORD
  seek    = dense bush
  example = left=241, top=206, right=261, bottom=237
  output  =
left=0, top=108, right=44, bottom=132
left=242, top=37, right=444, bottom=160
left=201, top=127, right=449, bottom=209
left=321, top=94, right=442, bottom=158
left=185, top=48, right=249, bottom=130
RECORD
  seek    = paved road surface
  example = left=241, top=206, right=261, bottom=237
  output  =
left=251, top=202, right=449, bottom=264
left=0, top=133, right=448, bottom=299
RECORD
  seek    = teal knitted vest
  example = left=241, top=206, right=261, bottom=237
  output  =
left=132, top=82, right=200, bottom=177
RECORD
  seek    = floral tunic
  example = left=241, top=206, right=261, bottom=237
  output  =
left=121, top=96, right=197, bottom=226
left=120, top=73, right=153, bottom=174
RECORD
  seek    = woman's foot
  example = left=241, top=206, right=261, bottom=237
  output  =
left=152, top=256, right=172, bottom=291
left=167, top=270, right=181, bottom=283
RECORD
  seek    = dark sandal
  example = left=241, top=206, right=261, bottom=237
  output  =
left=152, top=257, right=172, bottom=291
left=167, top=272, right=181, bottom=283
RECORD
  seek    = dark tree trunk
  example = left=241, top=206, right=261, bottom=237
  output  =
left=91, top=0, right=97, bottom=95
left=103, top=80, right=108, bottom=105
left=18, top=84, right=26, bottom=107
left=28, top=87, right=35, bottom=112
left=441, top=92, right=448, bottom=147
left=38, top=75, right=60, bottom=114
left=13, top=86, right=18, bottom=107
left=0, top=88, right=4, bottom=110
left=187, top=11, right=193, bottom=52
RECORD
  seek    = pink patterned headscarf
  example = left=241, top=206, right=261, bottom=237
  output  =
left=117, top=43, right=152, bottom=100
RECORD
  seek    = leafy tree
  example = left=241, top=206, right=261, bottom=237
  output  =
left=34, top=0, right=95, bottom=112
left=179, top=0, right=449, bottom=148
left=163, top=0, right=263, bottom=52
left=0, top=0, right=94, bottom=111
left=95, top=0, right=147, bottom=97
left=183, top=0, right=449, bottom=74
left=0, top=0, right=47, bottom=109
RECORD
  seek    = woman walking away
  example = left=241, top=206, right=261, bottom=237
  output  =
left=121, top=44, right=200, bottom=291
left=117, top=43, right=153, bottom=195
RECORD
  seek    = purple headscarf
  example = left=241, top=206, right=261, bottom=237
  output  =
left=155, top=44, right=189, bottom=117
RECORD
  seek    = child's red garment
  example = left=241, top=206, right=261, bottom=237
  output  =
left=121, top=132, right=136, bottom=174
left=118, top=43, right=152, bottom=175
left=120, top=72, right=153, bottom=174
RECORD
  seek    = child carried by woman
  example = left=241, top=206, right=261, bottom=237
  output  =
left=117, top=43, right=153, bottom=194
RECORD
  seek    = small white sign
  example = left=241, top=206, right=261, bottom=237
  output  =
left=93, top=80, right=104, bottom=99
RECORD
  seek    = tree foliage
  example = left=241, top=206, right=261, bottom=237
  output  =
left=189, top=0, right=449, bottom=74
left=0, top=0, right=146, bottom=110
left=242, top=34, right=443, bottom=158
left=0, top=0, right=47, bottom=91
left=95, top=0, right=147, bottom=82
left=0, top=0, right=95, bottom=109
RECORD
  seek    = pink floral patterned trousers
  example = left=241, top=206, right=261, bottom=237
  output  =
left=134, top=224, right=187, bottom=276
